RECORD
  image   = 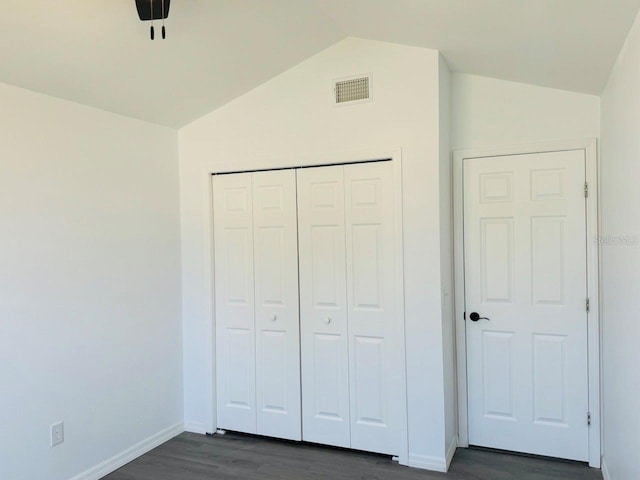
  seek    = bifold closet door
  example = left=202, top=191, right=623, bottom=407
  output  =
left=298, top=161, right=401, bottom=456
left=213, top=172, right=256, bottom=434
left=297, top=166, right=351, bottom=448
left=344, top=161, right=400, bottom=456
left=252, top=170, right=301, bottom=441
left=213, top=170, right=301, bottom=440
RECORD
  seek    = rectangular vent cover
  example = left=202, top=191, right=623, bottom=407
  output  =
left=334, top=76, right=371, bottom=104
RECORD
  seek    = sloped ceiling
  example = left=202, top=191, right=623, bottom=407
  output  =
left=0, top=1, right=638, bottom=128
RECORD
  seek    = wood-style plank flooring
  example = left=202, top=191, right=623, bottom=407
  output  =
left=104, top=432, right=602, bottom=480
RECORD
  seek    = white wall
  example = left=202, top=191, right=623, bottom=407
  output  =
left=179, top=37, right=453, bottom=470
left=0, top=83, right=183, bottom=480
left=438, top=55, right=457, bottom=461
left=451, top=74, right=600, bottom=150
left=600, top=11, right=640, bottom=480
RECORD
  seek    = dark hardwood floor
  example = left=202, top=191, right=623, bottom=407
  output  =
left=104, top=432, right=602, bottom=480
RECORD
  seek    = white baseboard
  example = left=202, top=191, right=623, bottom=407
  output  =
left=408, top=435, right=458, bottom=473
left=445, top=435, right=459, bottom=470
left=601, top=458, right=611, bottom=480
left=408, top=453, right=448, bottom=472
left=184, top=421, right=208, bottom=435
left=69, top=422, right=184, bottom=480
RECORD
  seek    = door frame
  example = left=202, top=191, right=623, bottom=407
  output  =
left=202, top=147, right=409, bottom=466
left=452, top=139, right=601, bottom=467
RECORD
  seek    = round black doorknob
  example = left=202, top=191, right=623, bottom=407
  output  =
left=469, top=312, right=490, bottom=322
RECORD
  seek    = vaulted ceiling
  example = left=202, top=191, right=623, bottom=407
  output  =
left=1, top=1, right=638, bottom=127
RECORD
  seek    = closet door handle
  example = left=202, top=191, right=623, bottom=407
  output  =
left=324, top=317, right=332, bottom=325
left=270, top=314, right=277, bottom=322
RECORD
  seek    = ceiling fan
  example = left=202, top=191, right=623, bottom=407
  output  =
left=136, top=0, right=171, bottom=40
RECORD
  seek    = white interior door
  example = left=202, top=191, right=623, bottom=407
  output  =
left=344, top=162, right=400, bottom=456
left=464, top=150, right=589, bottom=461
left=213, top=173, right=256, bottom=434
left=297, top=166, right=351, bottom=448
left=253, top=170, right=301, bottom=441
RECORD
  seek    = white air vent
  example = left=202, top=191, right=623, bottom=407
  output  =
left=334, top=74, right=372, bottom=105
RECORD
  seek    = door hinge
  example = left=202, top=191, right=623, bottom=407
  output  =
left=587, top=412, right=592, bottom=427
left=584, top=182, right=589, bottom=198
left=464, top=311, right=466, bottom=320
left=586, top=298, right=590, bottom=313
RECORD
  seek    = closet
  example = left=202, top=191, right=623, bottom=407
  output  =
left=213, top=161, right=403, bottom=456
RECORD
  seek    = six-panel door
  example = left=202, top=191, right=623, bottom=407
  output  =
left=344, top=162, right=400, bottom=456
left=213, top=172, right=257, bottom=434
left=464, top=150, right=589, bottom=461
left=252, top=170, right=302, bottom=440
left=297, top=166, right=351, bottom=448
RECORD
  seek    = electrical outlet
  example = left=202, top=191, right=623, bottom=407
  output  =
left=50, top=422, right=64, bottom=447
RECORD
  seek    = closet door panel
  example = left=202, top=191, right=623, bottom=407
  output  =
left=297, top=166, right=351, bottom=448
left=253, top=170, right=302, bottom=440
left=345, top=162, right=400, bottom=456
left=213, top=173, right=257, bottom=434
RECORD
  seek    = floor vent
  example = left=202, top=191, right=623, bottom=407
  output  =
left=334, top=75, right=372, bottom=105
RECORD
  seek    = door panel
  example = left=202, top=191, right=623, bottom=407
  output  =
left=259, top=330, right=287, bottom=412
left=464, top=150, right=589, bottom=461
left=351, top=224, right=383, bottom=308
left=312, top=333, right=343, bottom=419
left=531, top=217, right=565, bottom=304
left=344, top=161, right=400, bottom=456
left=480, top=218, right=513, bottom=302
left=226, top=328, right=254, bottom=409
left=533, top=334, right=567, bottom=425
left=253, top=170, right=301, bottom=441
left=213, top=173, right=257, bottom=434
left=481, top=331, right=515, bottom=419
left=224, top=229, right=254, bottom=304
left=297, top=166, right=351, bottom=448
left=353, top=336, right=385, bottom=426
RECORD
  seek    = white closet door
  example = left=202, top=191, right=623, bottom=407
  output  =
left=213, top=173, right=256, bottom=434
left=344, top=161, right=400, bottom=456
left=297, top=166, right=351, bottom=448
left=253, top=170, right=302, bottom=441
